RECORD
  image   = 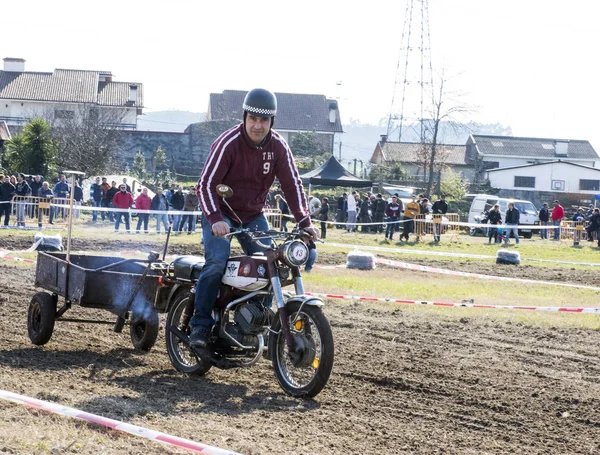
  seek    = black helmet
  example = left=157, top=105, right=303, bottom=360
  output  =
left=243, top=88, right=277, bottom=118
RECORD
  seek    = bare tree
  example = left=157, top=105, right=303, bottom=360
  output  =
left=38, top=104, right=127, bottom=176
left=420, top=71, right=470, bottom=197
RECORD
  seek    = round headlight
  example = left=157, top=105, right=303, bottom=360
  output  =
left=282, top=240, right=309, bottom=267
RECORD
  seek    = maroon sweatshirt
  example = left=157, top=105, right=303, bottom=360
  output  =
left=197, top=123, right=310, bottom=227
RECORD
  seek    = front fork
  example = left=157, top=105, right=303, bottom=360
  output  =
left=270, top=264, right=305, bottom=352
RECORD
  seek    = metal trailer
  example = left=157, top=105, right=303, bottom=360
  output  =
left=28, top=251, right=163, bottom=351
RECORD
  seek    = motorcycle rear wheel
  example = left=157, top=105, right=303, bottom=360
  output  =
left=270, top=301, right=334, bottom=398
left=165, top=292, right=212, bottom=376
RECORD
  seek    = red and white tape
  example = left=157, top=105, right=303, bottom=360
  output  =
left=305, top=292, right=600, bottom=314
left=0, top=389, right=243, bottom=455
left=0, top=250, right=35, bottom=264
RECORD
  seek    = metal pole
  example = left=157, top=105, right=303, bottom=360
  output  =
left=63, top=171, right=85, bottom=263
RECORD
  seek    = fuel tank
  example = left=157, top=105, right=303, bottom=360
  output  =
left=221, top=256, right=269, bottom=291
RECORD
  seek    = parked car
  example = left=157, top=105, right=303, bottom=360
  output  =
left=467, top=194, right=538, bottom=238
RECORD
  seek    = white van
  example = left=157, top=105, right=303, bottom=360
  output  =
left=467, top=194, right=539, bottom=238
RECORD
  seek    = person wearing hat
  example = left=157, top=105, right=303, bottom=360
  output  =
left=190, top=88, right=318, bottom=349
left=402, top=194, right=420, bottom=241
left=551, top=200, right=564, bottom=240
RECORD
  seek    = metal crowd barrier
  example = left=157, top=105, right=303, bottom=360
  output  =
left=413, top=213, right=461, bottom=238
left=10, top=196, right=74, bottom=225
left=560, top=220, right=595, bottom=242
left=266, top=209, right=283, bottom=229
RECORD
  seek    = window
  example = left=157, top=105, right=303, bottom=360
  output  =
left=483, top=161, right=500, bottom=170
left=580, top=179, right=600, bottom=191
left=55, top=109, right=74, bottom=119
left=514, top=176, right=535, bottom=188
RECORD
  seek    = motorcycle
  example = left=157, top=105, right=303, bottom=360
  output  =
left=153, top=184, right=334, bottom=398
left=468, top=210, right=490, bottom=237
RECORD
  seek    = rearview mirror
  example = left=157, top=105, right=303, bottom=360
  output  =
left=216, top=184, right=233, bottom=198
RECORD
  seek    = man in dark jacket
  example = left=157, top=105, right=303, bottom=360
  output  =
left=358, top=193, right=371, bottom=232
left=384, top=196, right=402, bottom=241
left=587, top=208, right=600, bottom=245
left=431, top=195, right=448, bottom=242
left=90, top=177, right=104, bottom=222
left=105, top=181, right=119, bottom=223
left=15, top=173, right=31, bottom=227
left=538, top=202, right=550, bottom=239
left=486, top=204, right=502, bottom=244
left=0, top=174, right=15, bottom=226
left=170, top=186, right=185, bottom=231
left=504, top=202, right=520, bottom=244
left=373, top=194, right=386, bottom=233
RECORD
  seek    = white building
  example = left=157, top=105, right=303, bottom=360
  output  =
left=0, top=57, right=143, bottom=130
left=467, top=134, right=600, bottom=182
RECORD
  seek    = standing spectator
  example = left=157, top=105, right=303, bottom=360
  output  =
left=151, top=187, right=169, bottom=233
left=346, top=191, right=357, bottom=232
left=112, top=184, right=134, bottom=232
left=73, top=181, right=83, bottom=219
left=122, top=177, right=131, bottom=193
left=384, top=195, right=401, bottom=241
left=318, top=197, right=329, bottom=239
left=419, top=197, right=431, bottom=214
left=373, top=194, right=386, bottom=233
left=53, top=174, right=70, bottom=220
left=0, top=175, right=15, bottom=227
left=551, top=200, right=564, bottom=241
left=37, top=181, right=55, bottom=227
left=303, top=237, right=317, bottom=273
left=180, top=186, right=199, bottom=234
left=538, top=202, right=550, bottom=239
left=486, top=204, right=502, bottom=244
left=135, top=188, right=152, bottom=233
left=29, top=175, right=43, bottom=219
left=431, top=194, right=448, bottom=243
left=99, top=177, right=111, bottom=221
left=15, top=173, right=31, bottom=227
left=504, top=202, right=520, bottom=244
left=90, top=177, right=104, bottom=222
left=335, top=193, right=347, bottom=228
left=402, top=195, right=420, bottom=241
left=573, top=208, right=585, bottom=245
left=358, top=193, right=372, bottom=232
left=585, top=204, right=594, bottom=219
left=105, top=181, right=119, bottom=222
left=274, top=194, right=290, bottom=232
left=170, top=186, right=185, bottom=231
left=587, top=208, right=600, bottom=245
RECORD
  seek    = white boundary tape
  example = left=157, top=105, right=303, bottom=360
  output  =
left=305, top=292, right=600, bottom=314
left=0, top=389, right=243, bottom=455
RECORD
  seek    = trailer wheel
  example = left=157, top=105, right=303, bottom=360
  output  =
left=28, top=292, right=56, bottom=345
left=130, top=309, right=160, bottom=352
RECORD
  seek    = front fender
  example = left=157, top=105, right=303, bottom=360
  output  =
left=285, top=295, right=324, bottom=308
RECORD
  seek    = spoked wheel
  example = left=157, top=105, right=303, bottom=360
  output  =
left=165, top=292, right=211, bottom=376
left=270, top=301, right=334, bottom=398
left=130, top=308, right=159, bottom=352
left=28, top=292, right=56, bottom=345
left=468, top=227, right=477, bottom=236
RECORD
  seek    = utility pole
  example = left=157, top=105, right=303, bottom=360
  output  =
left=353, top=158, right=357, bottom=176
left=339, top=141, right=342, bottom=160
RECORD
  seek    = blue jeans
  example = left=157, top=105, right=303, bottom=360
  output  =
left=553, top=220, right=561, bottom=239
left=136, top=214, right=149, bottom=232
left=540, top=221, right=548, bottom=239
left=156, top=213, right=169, bottom=233
left=92, top=200, right=101, bottom=221
left=304, top=248, right=317, bottom=272
left=172, top=214, right=182, bottom=231
left=505, top=224, right=519, bottom=243
left=190, top=213, right=271, bottom=333
left=115, top=211, right=130, bottom=231
left=385, top=219, right=398, bottom=239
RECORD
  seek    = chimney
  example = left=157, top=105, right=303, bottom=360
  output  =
left=554, top=139, right=569, bottom=157
left=328, top=101, right=337, bottom=124
left=128, top=85, right=138, bottom=104
left=380, top=134, right=388, bottom=144
left=3, top=58, right=25, bottom=72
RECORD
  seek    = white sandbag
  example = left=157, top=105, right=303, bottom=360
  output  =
left=347, top=250, right=376, bottom=270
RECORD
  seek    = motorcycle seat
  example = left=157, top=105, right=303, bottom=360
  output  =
left=172, top=256, right=205, bottom=281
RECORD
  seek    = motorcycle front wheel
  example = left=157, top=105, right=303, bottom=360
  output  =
left=165, top=292, right=212, bottom=376
left=270, top=301, right=334, bottom=398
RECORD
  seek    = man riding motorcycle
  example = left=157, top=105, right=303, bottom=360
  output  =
left=191, top=88, right=319, bottom=348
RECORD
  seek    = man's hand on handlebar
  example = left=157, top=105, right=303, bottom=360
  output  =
left=302, top=225, right=320, bottom=241
left=212, top=221, right=230, bottom=237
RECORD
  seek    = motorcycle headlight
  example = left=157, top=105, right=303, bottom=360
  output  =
left=282, top=240, right=309, bottom=267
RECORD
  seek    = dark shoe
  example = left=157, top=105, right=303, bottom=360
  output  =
left=189, top=327, right=209, bottom=348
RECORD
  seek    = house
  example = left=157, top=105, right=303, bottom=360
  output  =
left=467, top=134, right=600, bottom=182
left=486, top=160, right=600, bottom=207
left=207, top=90, right=343, bottom=154
left=0, top=58, right=143, bottom=130
left=370, top=135, right=473, bottom=181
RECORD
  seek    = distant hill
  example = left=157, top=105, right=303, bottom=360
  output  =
left=137, top=111, right=206, bottom=132
left=135, top=110, right=512, bottom=164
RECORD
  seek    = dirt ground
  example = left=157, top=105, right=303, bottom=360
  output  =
left=0, top=237, right=599, bottom=454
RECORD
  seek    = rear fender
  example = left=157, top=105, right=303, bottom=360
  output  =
left=166, top=283, right=193, bottom=312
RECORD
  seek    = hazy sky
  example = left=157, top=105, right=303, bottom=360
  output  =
left=2, top=0, right=599, bottom=147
